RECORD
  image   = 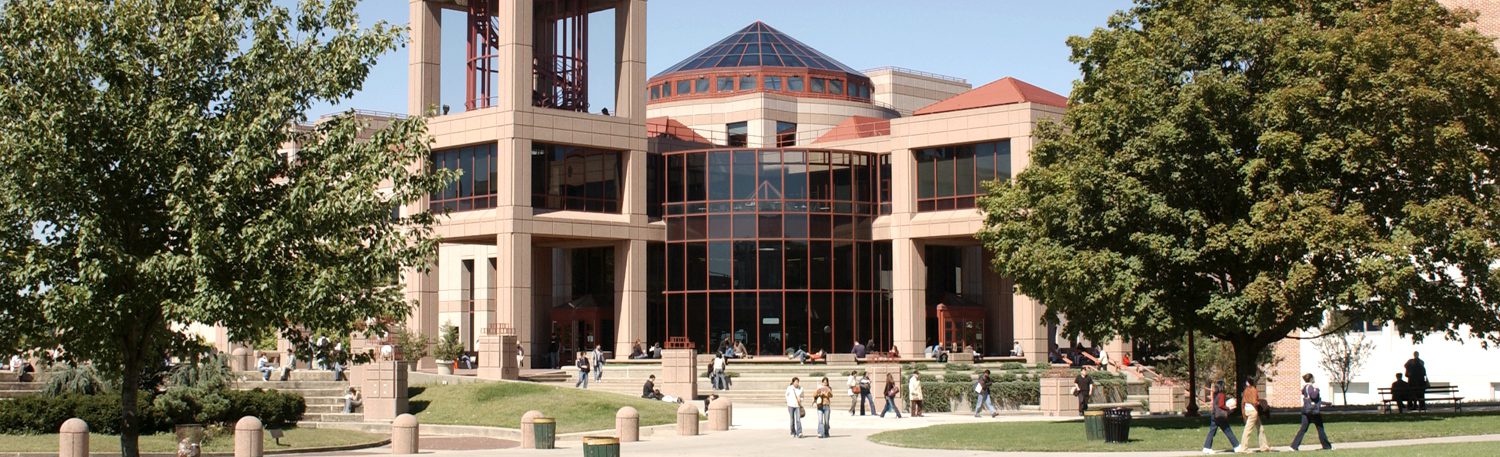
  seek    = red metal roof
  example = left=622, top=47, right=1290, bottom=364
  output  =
left=646, top=117, right=711, bottom=143
left=912, top=77, right=1067, bottom=115
left=814, top=116, right=891, bottom=144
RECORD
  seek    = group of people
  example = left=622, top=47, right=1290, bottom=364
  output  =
left=627, top=340, right=664, bottom=360
left=1202, top=373, right=1334, bottom=453
left=639, top=374, right=683, bottom=403
left=5, top=355, right=35, bottom=382
left=573, top=345, right=606, bottom=388
left=1389, top=351, right=1430, bottom=413
left=254, top=336, right=349, bottom=382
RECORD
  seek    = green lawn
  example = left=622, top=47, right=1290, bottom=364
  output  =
left=409, top=382, right=681, bottom=434
left=0, top=428, right=385, bottom=453
left=1320, top=441, right=1500, bottom=457
left=869, top=411, right=1500, bottom=452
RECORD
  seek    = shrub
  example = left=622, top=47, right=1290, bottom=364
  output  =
left=808, top=372, right=826, bottom=377
left=994, top=381, right=1041, bottom=408
left=167, top=353, right=234, bottom=390
left=1034, top=362, right=1053, bottom=370
left=999, top=362, right=1026, bottom=370
left=41, top=363, right=106, bottom=396
left=0, top=392, right=169, bottom=435
left=224, top=389, right=306, bottom=427
left=435, top=324, right=463, bottom=361
left=945, top=363, right=973, bottom=372
left=943, top=372, right=972, bottom=383
left=918, top=374, right=940, bottom=383
left=995, top=372, right=1019, bottom=383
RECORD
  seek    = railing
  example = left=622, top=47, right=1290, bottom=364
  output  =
left=647, top=122, right=893, bottom=147
left=861, top=66, right=968, bottom=84
left=317, top=109, right=409, bottom=120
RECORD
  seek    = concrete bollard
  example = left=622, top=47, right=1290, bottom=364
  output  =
left=391, top=413, right=419, bottom=454
left=234, top=417, right=263, bottom=457
left=519, top=410, right=543, bottom=449
left=707, top=398, right=730, bottom=431
left=676, top=402, right=699, bottom=436
left=59, top=418, right=88, bottom=457
left=615, top=406, right=640, bottom=442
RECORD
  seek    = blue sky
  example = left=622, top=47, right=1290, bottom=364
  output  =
left=305, top=0, right=1135, bottom=117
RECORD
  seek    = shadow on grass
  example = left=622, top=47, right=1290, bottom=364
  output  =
left=1113, top=410, right=1497, bottom=432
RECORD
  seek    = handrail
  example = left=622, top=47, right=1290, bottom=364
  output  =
left=318, top=109, right=409, bottom=120
left=861, top=66, right=968, bottom=84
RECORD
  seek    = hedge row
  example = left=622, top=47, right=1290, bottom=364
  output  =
left=0, top=389, right=304, bottom=435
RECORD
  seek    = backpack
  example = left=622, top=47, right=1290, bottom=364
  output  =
left=1301, top=385, right=1323, bottom=415
left=1212, top=393, right=1229, bottom=421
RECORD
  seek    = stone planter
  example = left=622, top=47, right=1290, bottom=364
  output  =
left=436, top=360, right=454, bottom=375
left=1148, top=384, right=1187, bottom=414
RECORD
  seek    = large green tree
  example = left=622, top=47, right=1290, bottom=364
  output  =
left=0, top=1, right=448, bottom=455
left=978, top=0, right=1500, bottom=390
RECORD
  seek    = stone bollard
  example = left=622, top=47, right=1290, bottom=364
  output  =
left=234, top=417, right=263, bottom=457
left=616, top=406, right=640, bottom=442
left=720, top=398, right=733, bottom=429
left=520, top=410, right=543, bottom=449
left=391, top=413, right=419, bottom=454
left=707, top=399, right=730, bottom=431
left=676, top=402, right=699, bottom=436
left=59, top=418, right=88, bottom=457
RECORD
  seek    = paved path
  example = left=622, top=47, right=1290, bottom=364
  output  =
left=308, top=406, right=1500, bottom=456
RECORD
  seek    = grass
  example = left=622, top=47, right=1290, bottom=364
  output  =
left=868, top=411, right=1500, bottom=452
left=0, top=427, right=385, bottom=453
left=1318, top=441, right=1500, bottom=457
left=409, top=381, right=681, bottom=434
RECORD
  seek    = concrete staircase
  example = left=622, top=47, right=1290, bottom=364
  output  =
left=0, top=371, right=40, bottom=399
left=232, top=370, right=360, bottom=423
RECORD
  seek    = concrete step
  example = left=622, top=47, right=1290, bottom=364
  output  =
left=0, top=390, right=39, bottom=399
left=0, top=382, right=40, bottom=391
left=233, top=370, right=338, bottom=381
left=300, top=413, right=363, bottom=423
left=235, top=379, right=349, bottom=388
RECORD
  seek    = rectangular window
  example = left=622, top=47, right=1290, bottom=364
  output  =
left=764, top=76, right=782, bottom=91
left=776, top=121, right=797, bottom=147
left=739, top=75, right=756, bottom=91
left=829, top=80, right=844, bottom=95
left=650, top=86, right=660, bottom=100
left=677, top=80, right=692, bottom=95
left=810, top=78, right=825, bottom=93
left=727, top=121, right=748, bottom=147
left=530, top=142, right=622, bottom=214
left=914, top=140, right=1012, bottom=211
left=717, top=76, right=735, bottom=92
left=430, top=143, right=499, bottom=212
left=661, top=83, right=671, bottom=97
left=696, top=78, right=710, bottom=93
left=788, top=76, right=804, bottom=92
left=708, top=151, right=732, bottom=200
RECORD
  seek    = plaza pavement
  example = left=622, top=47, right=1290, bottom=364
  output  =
left=305, top=405, right=1500, bottom=457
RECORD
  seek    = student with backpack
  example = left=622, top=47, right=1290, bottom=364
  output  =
left=1290, top=373, right=1333, bottom=451
left=973, top=369, right=998, bottom=417
left=1201, top=380, right=1240, bottom=454
left=574, top=353, right=590, bottom=389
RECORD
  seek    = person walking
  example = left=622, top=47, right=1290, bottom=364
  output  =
left=591, top=345, right=605, bottom=381
left=973, top=369, right=998, bottom=417
left=711, top=353, right=727, bottom=390
left=1074, top=366, right=1095, bottom=415
left=1236, top=376, right=1270, bottom=453
left=1404, top=351, right=1427, bottom=411
left=814, top=377, right=834, bottom=438
left=1290, top=373, right=1333, bottom=451
left=846, top=371, right=860, bottom=415
left=857, top=372, right=877, bottom=415
left=1202, top=380, right=1240, bottom=454
left=574, top=353, right=590, bottom=389
left=908, top=371, right=925, bottom=417
left=785, top=377, right=804, bottom=438
left=879, top=373, right=904, bottom=418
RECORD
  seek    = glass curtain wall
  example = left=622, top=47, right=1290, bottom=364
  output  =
left=914, top=140, right=1012, bottom=211
left=531, top=142, right=624, bottom=213
left=430, top=143, right=498, bottom=212
left=663, top=148, right=888, bottom=356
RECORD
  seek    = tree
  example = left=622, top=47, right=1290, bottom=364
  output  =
left=1315, top=317, right=1376, bottom=405
left=0, top=1, right=450, bottom=455
left=977, top=0, right=1500, bottom=393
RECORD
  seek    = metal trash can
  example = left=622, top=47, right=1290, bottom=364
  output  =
left=1103, top=407, right=1133, bottom=443
left=582, top=436, right=620, bottom=457
left=1083, top=410, right=1105, bottom=441
left=533, top=417, right=557, bottom=450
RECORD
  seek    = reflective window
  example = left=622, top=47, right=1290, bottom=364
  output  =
left=529, top=142, right=621, bottom=213
left=696, top=78, right=710, bottom=93
left=810, top=78, right=825, bottom=93
left=829, top=80, right=844, bottom=95
left=677, top=80, right=692, bottom=95
left=708, top=151, right=732, bottom=200
left=764, top=76, right=782, bottom=91
left=739, top=75, right=756, bottom=91
left=431, top=143, right=498, bottom=212
left=788, top=76, right=804, bottom=92
left=650, top=86, right=660, bottom=100
left=727, top=122, right=748, bottom=147
left=776, top=121, right=796, bottom=147
left=717, top=76, right=735, bottom=92
left=915, top=140, right=1012, bottom=211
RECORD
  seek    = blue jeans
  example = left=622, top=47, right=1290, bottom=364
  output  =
left=881, top=395, right=903, bottom=418
left=1290, top=413, right=1331, bottom=450
left=817, top=405, right=831, bottom=437
left=576, top=371, right=589, bottom=388
left=1203, top=415, right=1240, bottom=449
left=259, top=367, right=273, bottom=381
left=788, top=406, right=803, bottom=437
left=858, top=392, right=877, bottom=415
left=974, top=392, right=997, bottom=416
left=594, top=361, right=604, bottom=380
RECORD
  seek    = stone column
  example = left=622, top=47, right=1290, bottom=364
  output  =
left=59, top=418, right=87, bottom=457
left=676, top=403, right=699, bottom=436
left=233, top=417, right=263, bottom=457
left=614, top=240, right=647, bottom=358
left=391, top=414, right=419, bottom=454
left=496, top=0, right=535, bottom=112
left=1012, top=293, right=1050, bottom=364
left=477, top=334, right=519, bottom=380
left=494, top=229, right=534, bottom=364
left=891, top=237, right=926, bottom=358
left=519, top=410, right=543, bottom=449
left=659, top=348, right=698, bottom=402
left=614, top=0, right=647, bottom=121
left=615, top=407, right=639, bottom=442
left=407, top=0, right=441, bottom=116
left=1040, top=372, right=1079, bottom=417
left=404, top=261, right=439, bottom=369
left=359, top=360, right=409, bottom=421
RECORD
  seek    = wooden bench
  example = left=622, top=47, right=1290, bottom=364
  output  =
left=1377, top=384, right=1463, bottom=413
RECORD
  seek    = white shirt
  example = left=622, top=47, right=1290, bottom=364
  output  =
left=785, top=385, right=803, bottom=407
left=712, top=357, right=725, bottom=372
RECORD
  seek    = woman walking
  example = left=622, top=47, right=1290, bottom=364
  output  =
left=814, top=377, right=834, bottom=438
left=1201, top=380, right=1240, bottom=453
left=1237, top=377, right=1271, bottom=453
left=908, top=371, right=925, bottom=417
left=1290, top=373, right=1333, bottom=451
left=785, top=377, right=804, bottom=438
left=879, top=373, right=904, bottom=418
left=845, top=371, right=859, bottom=415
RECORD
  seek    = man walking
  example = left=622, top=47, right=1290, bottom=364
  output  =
left=973, top=369, right=998, bottom=417
left=591, top=344, right=605, bottom=381
left=1404, top=352, right=1427, bottom=411
left=574, top=353, right=590, bottom=389
left=1290, top=373, right=1333, bottom=451
left=1074, top=366, right=1095, bottom=415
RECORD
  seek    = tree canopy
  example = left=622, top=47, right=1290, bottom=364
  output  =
left=977, top=0, right=1500, bottom=387
left=0, top=1, right=448, bottom=454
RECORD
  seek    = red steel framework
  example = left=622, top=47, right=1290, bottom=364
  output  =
left=466, top=0, right=500, bottom=111
left=534, top=0, right=589, bottom=112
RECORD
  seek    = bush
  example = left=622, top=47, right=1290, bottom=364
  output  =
left=435, top=324, right=463, bottom=361
left=41, top=363, right=106, bottom=396
left=167, top=353, right=233, bottom=390
left=1000, top=362, right=1026, bottom=370
left=1035, top=362, right=1053, bottom=370
left=918, top=374, right=940, bottom=383
left=945, top=363, right=973, bottom=372
left=224, top=388, right=306, bottom=427
left=994, top=381, right=1041, bottom=408
left=0, top=392, right=169, bottom=435
left=943, top=372, right=972, bottom=383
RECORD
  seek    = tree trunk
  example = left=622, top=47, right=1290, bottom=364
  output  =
left=1230, top=337, right=1264, bottom=399
left=119, top=361, right=141, bottom=457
